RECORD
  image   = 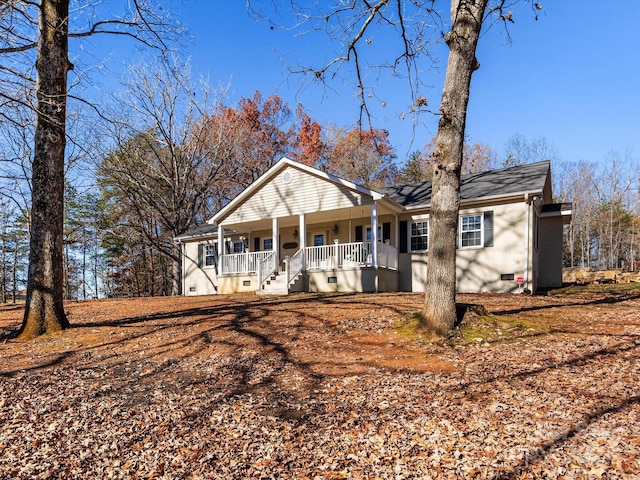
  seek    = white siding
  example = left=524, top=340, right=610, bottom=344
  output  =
left=221, top=166, right=374, bottom=225
left=182, top=240, right=218, bottom=296
left=456, top=202, right=529, bottom=293
left=400, top=201, right=531, bottom=293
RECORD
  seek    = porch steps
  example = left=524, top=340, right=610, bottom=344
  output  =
left=258, top=273, right=289, bottom=295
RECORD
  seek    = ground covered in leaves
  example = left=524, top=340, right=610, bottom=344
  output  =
left=1, top=286, right=639, bottom=479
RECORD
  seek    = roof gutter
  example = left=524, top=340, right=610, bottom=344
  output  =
left=401, top=189, right=544, bottom=212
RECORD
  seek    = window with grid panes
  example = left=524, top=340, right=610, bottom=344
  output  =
left=204, top=244, right=217, bottom=267
left=410, top=221, right=429, bottom=251
left=460, top=214, right=482, bottom=247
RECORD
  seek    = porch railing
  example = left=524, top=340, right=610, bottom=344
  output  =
left=287, top=248, right=304, bottom=284
left=377, top=241, right=399, bottom=270
left=222, top=242, right=398, bottom=276
left=305, top=241, right=398, bottom=270
left=258, top=251, right=277, bottom=284
left=222, top=251, right=272, bottom=275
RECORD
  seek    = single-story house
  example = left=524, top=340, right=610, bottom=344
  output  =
left=176, top=157, right=571, bottom=296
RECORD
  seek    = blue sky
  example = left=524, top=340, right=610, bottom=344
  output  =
left=93, top=1, right=640, bottom=168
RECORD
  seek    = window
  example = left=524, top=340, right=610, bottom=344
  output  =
left=263, top=238, right=273, bottom=251
left=410, top=221, right=429, bottom=251
left=313, top=234, right=325, bottom=246
left=460, top=214, right=482, bottom=247
left=233, top=240, right=244, bottom=253
left=366, top=225, right=383, bottom=242
left=204, top=244, right=217, bottom=267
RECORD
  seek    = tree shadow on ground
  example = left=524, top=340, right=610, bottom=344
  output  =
left=0, top=293, right=427, bottom=424
left=495, top=395, right=640, bottom=479
left=492, top=291, right=640, bottom=316
left=1, top=292, right=638, bottom=474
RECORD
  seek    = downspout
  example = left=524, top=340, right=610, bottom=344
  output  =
left=217, top=224, right=224, bottom=275
left=179, top=239, right=185, bottom=296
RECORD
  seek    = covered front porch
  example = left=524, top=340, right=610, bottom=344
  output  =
left=215, top=203, right=401, bottom=294
left=209, top=158, right=404, bottom=294
left=218, top=240, right=398, bottom=294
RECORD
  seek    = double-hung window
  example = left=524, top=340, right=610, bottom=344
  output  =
left=410, top=220, right=429, bottom=252
left=232, top=240, right=244, bottom=253
left=460, top=214, right=483, bottom=247
left=263, top=238, right=273, bottom=251
left=204, top=244, right=217, bottom=267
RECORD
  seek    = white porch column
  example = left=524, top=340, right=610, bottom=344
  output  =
left=217, top=224, right=224, bottom=274
left=299, top=213, right=306, bottom=270
left=371, top=203, right=378, bottom=268
left=272, top=217, right=280, bottom=267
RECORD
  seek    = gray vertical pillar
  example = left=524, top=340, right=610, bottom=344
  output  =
left=371, top=203, right=378, bottom=268
left=272, top=217, right=280, bottom=267
left=217, top=224, right=224, bottom=274
left=299, top=213, right=306, bottom=270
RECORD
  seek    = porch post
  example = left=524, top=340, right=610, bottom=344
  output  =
left=371, top=203, right=378, bottom=268
left=272, top=218, right=280, bottom=267
left=299, top=214, right=307, bottom=270
left=217, top=224, right=224, bottom=274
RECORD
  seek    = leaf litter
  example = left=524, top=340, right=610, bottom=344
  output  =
left=0, top=288, right=639, bottom=479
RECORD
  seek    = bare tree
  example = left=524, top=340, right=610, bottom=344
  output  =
left=592, top=151, right=638, bottom=270
left=0, top=1, right=179, bottom=338
left=399, top=136, right=495, bottom=182
left=99, top=58, right=236, bottom=296
left=502, top=132, right=558, bottom=167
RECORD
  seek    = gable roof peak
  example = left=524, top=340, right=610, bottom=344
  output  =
left=211, top=157, right=387, bottom=225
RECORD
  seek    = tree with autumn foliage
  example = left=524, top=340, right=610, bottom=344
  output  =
left=203, top=92, right=327, bottom=192
left=215, top=91, right=295, bottom=188
left=289, top=104, right=325, bottom=167
left=323, top=126, right=398, bottom=189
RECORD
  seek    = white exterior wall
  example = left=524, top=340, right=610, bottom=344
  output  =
left=182, top=239, right=218, bottom=296
left=456, top=202, right=529, bottom=293
left=400, top=201, right=532, bottom=293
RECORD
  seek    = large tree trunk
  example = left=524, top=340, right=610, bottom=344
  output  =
left=422, top=0, right=488, bottom=335
left=19, top=0, right=70, bottom=339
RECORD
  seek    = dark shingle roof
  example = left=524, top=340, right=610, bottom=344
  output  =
left=379, top=161, right=550, bottom=208
left=175, top=223, right=218, bottom=240
left=178, top=161, right=552, bottom=240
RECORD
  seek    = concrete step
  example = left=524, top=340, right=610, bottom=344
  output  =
left=258, top=273, right=289, bottom=295
left=257, top=272, right=303, bottom=295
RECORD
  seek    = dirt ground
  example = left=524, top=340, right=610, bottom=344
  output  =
left=1, top=287, right=639, bottom=479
